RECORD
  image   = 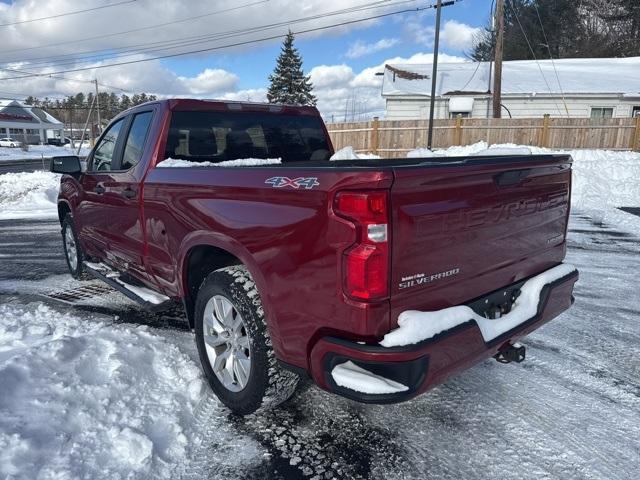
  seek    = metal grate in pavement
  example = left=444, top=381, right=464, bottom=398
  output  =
left=42, top=283, right=114, bottom=304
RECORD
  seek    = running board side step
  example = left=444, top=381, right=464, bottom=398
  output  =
left=83, top=261, right=173, bottom=312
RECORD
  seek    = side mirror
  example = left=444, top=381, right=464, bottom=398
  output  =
left=51, top=156, right=82, bottom=174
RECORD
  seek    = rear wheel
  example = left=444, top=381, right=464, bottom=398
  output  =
left=194, top=265, right=299, bottom=415
left=62, top=216, right=87, bottom=280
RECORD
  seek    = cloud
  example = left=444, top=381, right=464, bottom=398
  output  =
left=0, top=0, right=398, bottom=68
left=310, top=52, right=466, bottom=121
left=405, top=17, right=481, bottom=51
left=405, top=21, right=435, bottom=46
left=440, top=20, right=482, bottom=51
left=0, top=2, right=471, bottom=121
left=345, top=38, right=400, bottom=59
left=178, top=69, right=238, bottom=95
left=0, top=57, right=240, bottom=98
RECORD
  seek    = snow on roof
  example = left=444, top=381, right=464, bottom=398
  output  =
left=0, top=98, right=63, bottom=126
left=382, top=57, right=640, bottom=97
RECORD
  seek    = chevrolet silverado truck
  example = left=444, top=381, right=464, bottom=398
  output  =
left=52, top=99, right=578, bottom=415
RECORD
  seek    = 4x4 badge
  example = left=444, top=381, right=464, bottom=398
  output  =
left=265, top=176, right=319, bottom=189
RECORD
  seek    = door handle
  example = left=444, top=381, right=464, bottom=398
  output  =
left=94, top=185, right=105, bottom=194
left=494, top=169, right=531, bottom=187
left=121, top=188, right=137, bottom=199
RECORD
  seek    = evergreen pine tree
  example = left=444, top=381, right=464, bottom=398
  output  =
left=267, top=31, right=316, bottom=106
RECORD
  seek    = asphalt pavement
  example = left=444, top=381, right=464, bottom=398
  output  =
left=0, top=158, right=50, bottom=174
left=0, top=214, right=638, bottom=480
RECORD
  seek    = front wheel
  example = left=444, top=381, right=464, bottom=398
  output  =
left=194, top=265, right=299, bottom=415
left=62, top=216, right=87, bottom=280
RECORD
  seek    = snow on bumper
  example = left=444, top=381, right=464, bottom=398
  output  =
left=381, top=263, right=578, bottom=348
left=310, top=263, right=578, bottom=403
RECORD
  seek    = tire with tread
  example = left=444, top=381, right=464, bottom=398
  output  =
left=194, top=265, right=299, bottom=415
left=62, top=215, right=88, bottom=280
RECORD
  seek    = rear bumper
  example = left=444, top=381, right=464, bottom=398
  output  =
left=309, top=266, right=578, bottom=404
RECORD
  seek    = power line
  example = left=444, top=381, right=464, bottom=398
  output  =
left=0, top=66, right=132, bottom=93
left=0, top=0, right=270, bottom=57
left=0, top=1, right=435, bottom=81
left=0, top=0, right=137, bottom=28
left=0, top=0, right=398, bottom=69
left=506, top=0, right=566, bottom=117
left=533, top=2, right=570, bottom=116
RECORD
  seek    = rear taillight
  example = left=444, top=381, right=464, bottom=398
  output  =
left=334, top=191, right=389, bottom=300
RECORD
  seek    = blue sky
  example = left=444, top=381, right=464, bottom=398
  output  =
left=163, top=0, right=489, bottom=90
left=0, top=1, right=491, bottom=118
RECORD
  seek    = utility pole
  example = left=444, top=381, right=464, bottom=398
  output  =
left=492, top=0, right=505, bottom=118
left=427, top=0, right=443, bottom=150
left=426, top=0, right=454, bottom=150
left=94, top=79, right=102, bottom=135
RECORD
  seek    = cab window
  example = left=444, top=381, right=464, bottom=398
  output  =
left=90, top=118, right=125, bottom=172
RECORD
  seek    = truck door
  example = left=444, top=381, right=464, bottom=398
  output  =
left=76, top=111, right=154, bottom=282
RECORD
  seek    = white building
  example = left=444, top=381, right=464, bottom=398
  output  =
left=0, top=99, right=64, bottom=144
left=382, top=57, right=640, bottom=120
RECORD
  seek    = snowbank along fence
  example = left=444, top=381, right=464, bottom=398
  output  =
left=327, top=116, right=640, bottom=157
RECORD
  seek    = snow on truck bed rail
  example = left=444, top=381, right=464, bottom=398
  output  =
left=1, top=143, right=639, bottom=232
left=156, top=157, right=281, bottom=167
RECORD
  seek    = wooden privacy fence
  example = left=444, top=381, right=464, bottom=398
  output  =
left=326, top=115, right=640, bottom=158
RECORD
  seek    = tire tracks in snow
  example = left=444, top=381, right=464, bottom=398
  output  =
left=177, top=385, right=415, bottom=480
left=458, top=356, right=637, bottom=480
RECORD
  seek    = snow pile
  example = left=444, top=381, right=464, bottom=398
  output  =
left=380, top=263, right=577, bottom=348
left=0, top=171, right=60, bottom=220
left=0, top=303, right=205, bottom=479
left=0, top=144, right=91, bottom=162
left=157, top=157, right=282, bottom=168
left=406, top=141, right=533, bottom=158
left=330, top=146, right=381, bottom=161
left=331, top=360, right=408, bottom=394
left=406, top=141, right=640, bottom=221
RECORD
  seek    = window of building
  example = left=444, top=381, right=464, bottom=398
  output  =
left=632, top=106, right=640, bottom=118
left=590, top=107, right=614, bottom=119
left=9, top=128, right=23, bottom=136
left=26, top=129, right=39, bottom=135
left=449, top=112, right=471, bottom=119
left=121, top=111, right=153, bottom=170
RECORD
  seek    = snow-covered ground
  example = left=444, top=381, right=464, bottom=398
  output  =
left=0, top=303, right=206, bottom=479
left=0, top=144, right=91, bottom=162
left=0, top=212, right=638, bottom=479
left=0, top=171, right=60, bottom=220
left=0, top=144, right=639, bottom=479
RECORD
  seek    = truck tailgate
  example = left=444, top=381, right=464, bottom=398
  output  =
left=389, top=155, right=572, bottom=326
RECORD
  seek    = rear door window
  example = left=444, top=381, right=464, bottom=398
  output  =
left=164, top=110, right=331, bottom=163
left=121, top=111, right=154, bottom=170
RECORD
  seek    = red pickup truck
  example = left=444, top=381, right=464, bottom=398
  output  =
left=52, top=99, right=578, bottom=414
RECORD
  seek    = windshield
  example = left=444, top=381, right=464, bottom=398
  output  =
left=164, top=110, right=331, bottom=163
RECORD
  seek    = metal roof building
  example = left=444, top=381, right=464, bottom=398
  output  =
left=381, top=57, right=640, bottom=120
left=0, top=99, right=64, bottom=144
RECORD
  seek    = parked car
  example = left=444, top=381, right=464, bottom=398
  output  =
left=52, top=99, right=578, bottom=415
left=47, top=137, right=71, bottom=147
left=0, top=137, right=18, bottom=147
